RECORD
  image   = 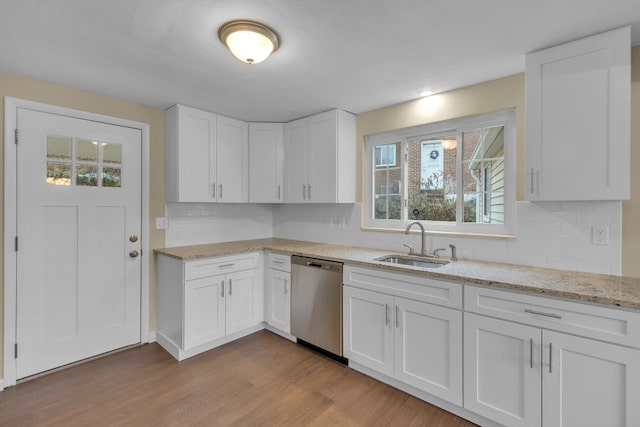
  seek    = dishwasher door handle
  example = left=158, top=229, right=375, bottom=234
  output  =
left=306, top=261, right=325, bottom=268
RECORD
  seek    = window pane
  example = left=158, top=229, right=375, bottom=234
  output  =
left=76, top=139, right=98, bottom=162
left=103, top=143, right=122, bottom=164
left=76, top=165, right=98, bottom=186
left=374, top=195, right=401, bottom=220
left=46, top=162, right=71, bottom=186
left=102, top=167, right=122, bottom=187
left=463, top=193, right=479, bottom=223
left=373, top=142, right=401, bottom=220
left=47, top=136, right=71, bottom=160
left=407, top=135, right=456, bottom=222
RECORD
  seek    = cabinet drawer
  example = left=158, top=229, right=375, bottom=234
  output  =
left=267, top=252, right=291, bottom=272
left=465, top=285, right=640, bottom=348
left=344, top=265, right=462, bottom=309
left=185, top=252, right=259, bottom=280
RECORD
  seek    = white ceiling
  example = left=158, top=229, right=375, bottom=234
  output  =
left=1, top=0, right=639, bottom=122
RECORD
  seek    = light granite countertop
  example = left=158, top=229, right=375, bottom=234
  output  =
left=154, top=238, right=640, bottom=311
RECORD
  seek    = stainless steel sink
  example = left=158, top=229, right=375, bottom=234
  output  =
left=375, top=255, right=449, bottom=268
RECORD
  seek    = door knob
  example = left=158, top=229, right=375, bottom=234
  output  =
left=129, top=235, right=138, bottom=242
left=129, top=250, right=139, bottom=258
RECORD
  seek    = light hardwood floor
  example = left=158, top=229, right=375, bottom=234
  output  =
left=0, top=330, right=477, bottom=426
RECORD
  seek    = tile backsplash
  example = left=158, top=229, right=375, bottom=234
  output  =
left=165, top=200, right=622, bottom=275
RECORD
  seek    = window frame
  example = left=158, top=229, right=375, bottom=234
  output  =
left=364, top=109, right=516, bottom=236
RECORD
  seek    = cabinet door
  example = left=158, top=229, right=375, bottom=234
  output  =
left=225, top=269, right=260, bottom=335
left=184, top=275, right=225, bottom=349
left=216, top=116, right=248, bottom=202
left=464, top=313, right=541, bottom=427
left=343, top=286, right=393, bottom=377
left=308, top=110, right=337, bottom=202
left=284, top=117, right=309, bottom=202
left=249, top=123, right=284, bottom=203
left=266, top=269, right=290, bottom=333
left=394, top=297, right=463, bottom=406
left=543, top=330, right=640, bottom=427
left=166, top=105, right=216, bottom=202
left=525, top=26, right=630, bottom=200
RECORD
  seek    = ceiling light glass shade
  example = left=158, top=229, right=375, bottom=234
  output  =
left=218, top=20, right=280, bottom=64
left=442, top=139, right=457, bottom=150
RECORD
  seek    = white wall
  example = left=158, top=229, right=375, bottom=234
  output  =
left=164, top=203, right=273, bottom=247
left=164, top=201, right=621, bottom=275
left=272, top=201, right=622, bottom=275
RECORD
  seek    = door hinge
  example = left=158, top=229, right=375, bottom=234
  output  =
left=14, top=128, right=18, bottom=144
left=15, top=236, right=18, bottom=252
left=14, top=343, right=18, bottom=359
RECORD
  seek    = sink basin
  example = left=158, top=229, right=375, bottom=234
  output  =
left=375, top=255, right=449, bottom=269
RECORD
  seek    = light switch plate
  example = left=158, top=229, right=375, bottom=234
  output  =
left=155, top=217, right=169, bottom=230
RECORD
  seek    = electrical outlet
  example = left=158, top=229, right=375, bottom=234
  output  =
left=592, top=225, right=609, bottom=245
left=155, top=217, right=169, bottom=230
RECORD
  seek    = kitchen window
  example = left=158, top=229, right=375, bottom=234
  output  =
left=364, top=109, right=515, bottom=236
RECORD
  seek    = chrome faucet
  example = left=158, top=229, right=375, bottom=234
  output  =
left=405, top=221, right=427, bottom=256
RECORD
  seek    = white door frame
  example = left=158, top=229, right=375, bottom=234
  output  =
left=3, top=97, right=151, bottom=387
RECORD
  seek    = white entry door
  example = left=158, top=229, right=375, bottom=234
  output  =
left=15, top=108, right=142, bottom=379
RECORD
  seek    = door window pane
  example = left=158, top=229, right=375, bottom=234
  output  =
left=47, top=136, right=71, bottom=160
left=102, top=167, right=121, bottom=188
left=103, top=143, right=122, bottom=164
left=46, top=162, right=72, bottom=186
left=76, top=139, right=98, bottom=162
left=76, top=165, right=98, bottom=186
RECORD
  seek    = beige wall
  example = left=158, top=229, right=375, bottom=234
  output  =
left=622, top=46, right=640, bottom=278
left=0, top=71, right=166, bottom=379
left=357, top=46, right=640, bottom=278
left=356, top=74, right=526, bottom=203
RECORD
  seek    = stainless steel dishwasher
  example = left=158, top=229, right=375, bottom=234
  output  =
left=291, top=256, right=344, bottom=358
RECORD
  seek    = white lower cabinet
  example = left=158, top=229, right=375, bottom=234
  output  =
left=464, top=313, right=542, bottom=427
left=542, top=330, right=640, bottom=427
left=343, top=265, right=463, bottom=406
left=184, top=275, right=225, bottom=349
left=156, top=252, right=264, bottom=360
left=464, top=286, right=640, bottom=427
left=265, top=253, right=291, bottom=335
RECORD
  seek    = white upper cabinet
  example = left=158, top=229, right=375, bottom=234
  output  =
left=166, top=104, right=248, bottom=203
left=166, top=104, right=216, bottom=202
left=284, top=109, right=356, bottom=203
left=525, top=26, right=630, bottom=201
left=216, top=115, right=249, bottom=203
left=248, top=123, right=284, bottom=203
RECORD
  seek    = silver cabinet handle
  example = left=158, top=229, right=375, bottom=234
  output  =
left=530, top=338, right=533, bottom=369
left=308, top=184, right=312, bottom=199
left=530, top=168, right=535, bottom=194
left=221, top=280, right=225, bottom=297
left=395, top=305, right=400, bottom=328
left=302, top=184, right=306, bottom=200
left=525, top=309, right=562, bottom=319
left=219, top=183, right=223, bottom=199
left=284, top=279, right=288, bottom=295
left=277, top=185, right=281, bottom=200
left=212, top=183, right=216, bottom=198
left=385, top=304, right=390, bottom=326
left=219, top=263, right=235, bottom=269
left=549, top=342, right=553, bottom=373
left=229, top=278, right=232, bottom=295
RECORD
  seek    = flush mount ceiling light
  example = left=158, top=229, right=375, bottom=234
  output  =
left=218, top=20, right=280, bottom=65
